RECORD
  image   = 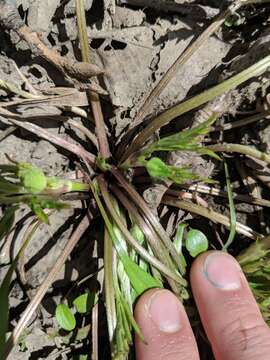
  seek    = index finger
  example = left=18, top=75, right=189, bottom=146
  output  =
left=190, top=251, right=270, bottom=360
left=134, top=288, right=199, bottom=360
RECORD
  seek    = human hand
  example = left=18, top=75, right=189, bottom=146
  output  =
left=134, top=251, right=270, bottom=360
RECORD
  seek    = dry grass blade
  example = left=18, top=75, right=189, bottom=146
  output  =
left=121, top=54, right=270, bottom=162
left=208, top=143, right=270, bottom=164
left=170, top=185, right=270, bottom=208
left=111, top=167, right=181, bottom=268
left=76, top=0, right=110, bottom=159
left=163, top=196, right=262, bottom=240
left=213, top=109, right=270, bottom=131
left=98, top=177, right=185, bottom=287
left=129, top=1, right=242, bottom=131
left=111, top=185, right=186, bottom=282
left=0, top=87, right=90, bottom=108
left=2, top=213, right=92, bottom=359
left=0, top=127, right=16, bottom=141
left=0, top=110, right=95, bottom=165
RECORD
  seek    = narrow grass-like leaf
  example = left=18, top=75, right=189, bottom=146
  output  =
left=90, top=179, right=162, bottom=297
left=173, top=223, right=187, bottom=273
left=0, top=265, right=16, bottom=355
left=123, top=54, right=270, bottom=161
left=0, top=206, right=17, bottom=241
left=186, top=229, right=208, bottom=257
left=223, top=161, right=236, bottom=250
left=142, top=115, right=218, bottom=158
left=56, top=304, right=76, bottom=331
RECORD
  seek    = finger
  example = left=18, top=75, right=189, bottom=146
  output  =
left=134, top=289, right=199, bottom=360
left=190, top=251, right=270, bottom=360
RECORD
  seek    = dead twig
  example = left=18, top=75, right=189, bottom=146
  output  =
left=163, top=196, right=262, bottom=240
left=0, top=108, right=96, bottom=165
left=76, top=0, right=111, bottom=159
left=0, top=2, right=105, bottom=88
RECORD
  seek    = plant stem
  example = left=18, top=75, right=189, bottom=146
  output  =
left=121, top=54, right=270, bottom=162
left=104, top=229, right=117, bottom=344
left=76, top=0, right=110, bottom=159
left=169, top=185, right=270, bottom=208
left=98, top=176, right=185, bottom=287
left=208, top=143, right=270, bottom=164
left=111, top=184, right=186, bottom=280
left=130, top=1, right=240, bottom=130
left=213, top=109, right=270, bottom=131
left=163, top=196, right=262, bottom=240
left=111, top=166, right=181, bottom=268
left=223, top=161, right=236, bottom=250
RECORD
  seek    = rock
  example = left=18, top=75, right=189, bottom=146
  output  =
left=27, top=0, right=61, bottom=33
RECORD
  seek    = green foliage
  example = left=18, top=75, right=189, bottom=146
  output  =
left=238, top=241, right=270, bottom=324
left=18, top=163, right=47, bottom=194
left=225, top=13, right=245, bottom=27
left=173, top=223, right=187, bottom=273
left=142, top=116, right=219, bottom=159
left=0, top=161, right=87, bottom=225
left=0, top=206, right=17, bottom=241
left=73, top=292, right=97, bottom=314
left=223, top=161, right=236, bottom=250
left=145, top=157, right=198, bottom=184
left=139, top=117, right=219, bottom=185
left=186, top=229, right=208, bottom=257
left=55, top=304, right=76, bottom=332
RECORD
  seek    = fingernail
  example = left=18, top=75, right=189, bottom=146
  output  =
left=147, top=290, right=182, bottom=333
left=204, top=252, right=242, bottom=291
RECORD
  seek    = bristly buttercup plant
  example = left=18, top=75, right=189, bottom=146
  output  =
left=1, top=0, right=270, bottom=359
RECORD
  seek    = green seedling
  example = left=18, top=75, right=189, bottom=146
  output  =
left=138, top=116, right=219, bottom=185
left=56, top=291, right=98, bottom=331
left=186, top=229, right=209, bottom=258
left=56, top=304, right=76, bottom=332
left=0, top=162, right=89, bottom=223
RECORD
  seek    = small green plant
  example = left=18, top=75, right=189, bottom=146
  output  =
left=56, top=291, right=98, bottom=331
left=0, top=161, right=89, bottom=224
left=1, top=1, right=270, bottom=359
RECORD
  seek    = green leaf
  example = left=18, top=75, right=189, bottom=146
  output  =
left=111, top=221, right=162, bottom=296
left=173, top=223, right=187, bottom=273
left=186, top=229, right=208, bottom=257
left=55, top=304, right=76, bottom=331
left=0, top=263, right=16, bottom=356
left=73, top=292, right=97, bottom=314
left=143, top=115, right=219, bottom=158
left=145, top=157, right=198, bottom=184
left=120, top=254, right=162, bottom=296
left=0, top=206, right=17, bottom=241
left=29, top=199, right=49, bottom=224
left=0, top=176, right=22, bottom=194
left=18, top=163, right=47, bottom=194
left=223, top=161, right=236, bottom=250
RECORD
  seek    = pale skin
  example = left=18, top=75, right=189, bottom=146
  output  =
left=134, top=251, right=270, bottom=360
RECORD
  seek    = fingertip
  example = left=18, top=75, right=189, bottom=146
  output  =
left=189, top=250, right=270, bottom=360
left=134, top=289, right=199, bottom=360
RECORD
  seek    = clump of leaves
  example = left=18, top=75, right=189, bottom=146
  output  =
left=137, top=116, right=219, bottom=184
left=56, top=291, right=98, bottom=331
left=2, top=1, right=270, bottom=359
left=238, top=238, right=270, bottom=324
left=0, top=162, right=89, bottom=224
